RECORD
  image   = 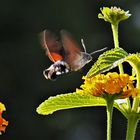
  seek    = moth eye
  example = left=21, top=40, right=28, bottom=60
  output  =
left=60, top=64, right=67, bottom=70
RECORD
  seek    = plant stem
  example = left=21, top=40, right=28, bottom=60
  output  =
left=106, top=98, right=114, bottom=140
left=132, top=64, right=140, bottom=112
left=111, top=23, right=131, bottom=110
left=125, top=55, right=140, bottom=140
left=111, top=23, right=124, bottom=74
left=111, top=24, right=119, bottom=49
left=125, top=115, right=139, bottom=140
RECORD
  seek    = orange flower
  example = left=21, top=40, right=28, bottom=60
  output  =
left=0, top=102, right=8, bottom=135
left=78, top=72, right=139, bottom=99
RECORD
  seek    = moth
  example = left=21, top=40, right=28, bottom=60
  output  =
left=40, top=30, right=106, bottom=80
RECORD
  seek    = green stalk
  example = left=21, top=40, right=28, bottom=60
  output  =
left=106, top=97, right=114, bottom=140
left=132, top=62, right=140, bottom=112
left=111, top=23, right=124, bottom=74
left=125, top=115, right=139, bottom=140
left=111, top=24, right=119, bottom=48
left=126, top=69, right=140, bottom=140
left=111, top=23, right=131, bottom=110
left=124, top=45, right=140, bottom=140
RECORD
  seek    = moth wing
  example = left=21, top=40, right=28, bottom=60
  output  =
left=60, top=30, right=83, bottom=70
left=40, top=30, right=65, bottom=62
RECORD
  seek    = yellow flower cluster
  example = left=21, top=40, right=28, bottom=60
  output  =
left=78, top=72, right=139, bottom=99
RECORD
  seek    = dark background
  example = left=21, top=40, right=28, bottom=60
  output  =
left=0, top=0, right=140, bottom=140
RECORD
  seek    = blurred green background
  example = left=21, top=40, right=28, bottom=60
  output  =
left=1, top=0, right=140, bottom=140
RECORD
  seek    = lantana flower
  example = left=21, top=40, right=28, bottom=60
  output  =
left=77, top=72, right=139, bottom=99
left=0, top=102, right=8, bottom=135
left=98, top=7, right=131, bottom=24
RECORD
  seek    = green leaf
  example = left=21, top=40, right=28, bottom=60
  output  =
left=126, top=54, right=140, bottom=77
left=125, top=53, right=140, bottom=89
left=114, top=101, right=128, bottom=118
left=36, top=92, right=106, bottom=115
left=87, top=47, right=128, bottom=77
left=125, top=53, right=140, bottom=70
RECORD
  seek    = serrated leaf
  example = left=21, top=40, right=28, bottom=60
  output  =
left=36, top=92, right=106, bottom=115
left=87, top=48, right=128, bottom=77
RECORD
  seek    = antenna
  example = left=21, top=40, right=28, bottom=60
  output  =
left=90, top=47, right=107, bottom=55
left=81, top=38, right=107, bottom=54
left=81, top=39, right=87, bottom=52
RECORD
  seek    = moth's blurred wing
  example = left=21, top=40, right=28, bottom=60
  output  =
left=60, top=30, right=83, bottom=70
left=40, top=30, right=65, bottom=62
